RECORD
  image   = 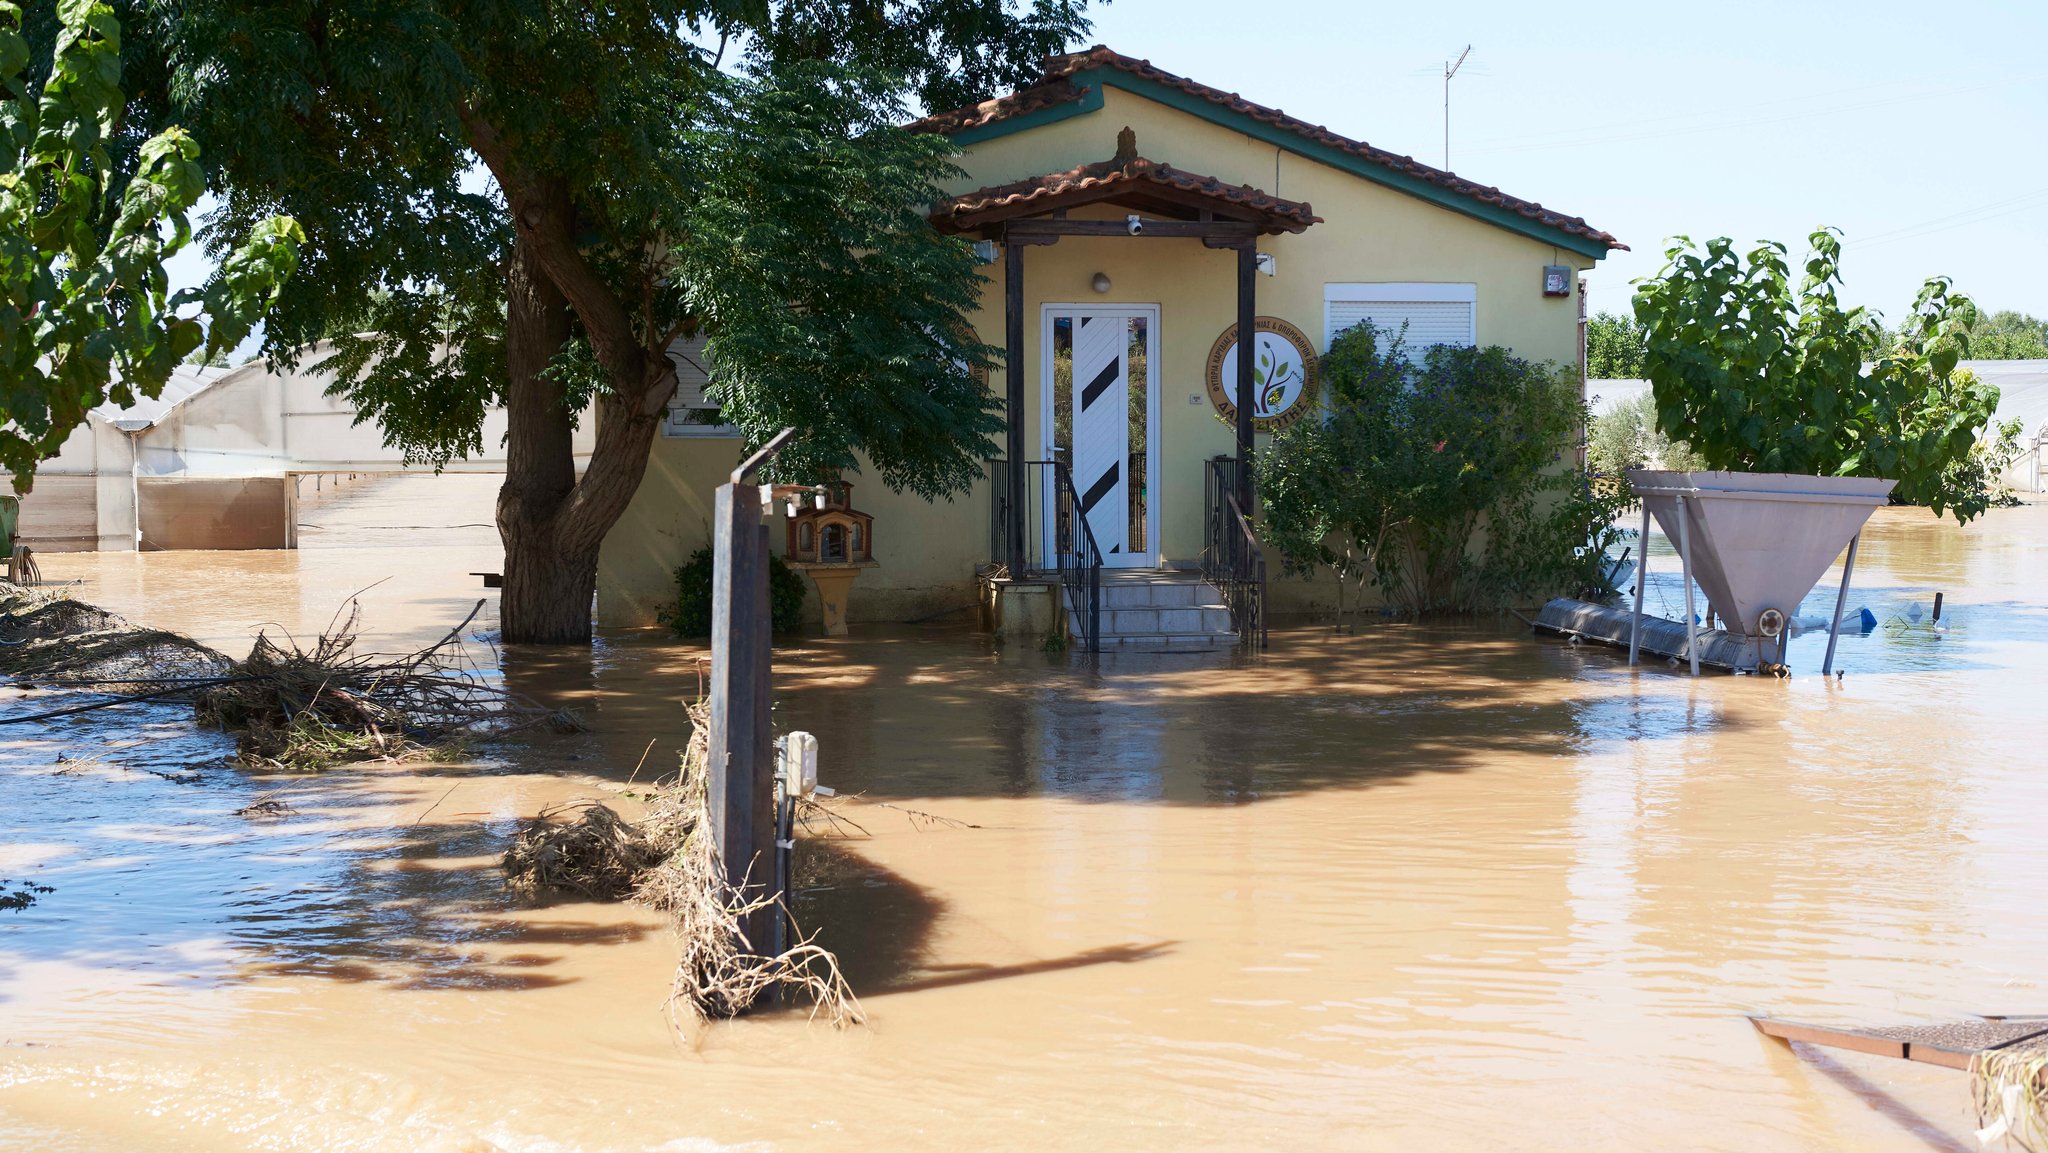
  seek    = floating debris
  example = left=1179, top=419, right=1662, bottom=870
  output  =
left=504, top=802, right=665, bottom=901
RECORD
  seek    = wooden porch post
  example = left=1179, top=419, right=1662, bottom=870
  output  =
left=1235, top=242, right=1256, bottom=511
left=1005, top=240, right=1027, bottom=573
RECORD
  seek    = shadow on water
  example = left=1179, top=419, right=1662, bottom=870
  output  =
left=0, top=604, right=1745, bottom=1003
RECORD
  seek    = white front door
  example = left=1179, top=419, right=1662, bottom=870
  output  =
left=1042, top=305, right=1159, bottom=568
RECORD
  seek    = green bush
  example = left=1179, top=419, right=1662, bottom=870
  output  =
left=666, top=547, right=809, bottom=637
left=1257, top=325, right=1612, bottom=617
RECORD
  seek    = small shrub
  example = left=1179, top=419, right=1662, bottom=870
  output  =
left=667, top=547, right=809, bottom=637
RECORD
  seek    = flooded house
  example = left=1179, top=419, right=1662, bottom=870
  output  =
left=592, top=45, right=1618, bottom=645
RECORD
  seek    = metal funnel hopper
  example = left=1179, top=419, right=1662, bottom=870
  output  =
left=1626, top=470, right=1895, bottom=638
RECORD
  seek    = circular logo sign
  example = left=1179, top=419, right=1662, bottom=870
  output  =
left=1206, top=317, right=1320, bottom=432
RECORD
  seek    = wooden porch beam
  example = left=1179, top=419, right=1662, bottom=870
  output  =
left=1000, top=219, right=1267, bottom=241
left=1004, top=241, right=1027, bottom=573
left=1236, top=242, right=1256, bottom=511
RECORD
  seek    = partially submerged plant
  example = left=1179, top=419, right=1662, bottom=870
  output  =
left=1257, top=324, right=1604, bottom=617
left=1974, top=1041, right=2048, bottom=1151
left=1633, top=228, right=2002, bottom=521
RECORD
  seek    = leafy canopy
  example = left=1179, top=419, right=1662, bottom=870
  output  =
left=0, top=0, right=300, bottom=491
left=150, top=2, right=1086, bottom=492
left=1632, top=228, right=2000, bottom=521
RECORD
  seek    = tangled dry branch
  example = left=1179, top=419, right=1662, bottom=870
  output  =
left=2, top=582, right=581, bottom=769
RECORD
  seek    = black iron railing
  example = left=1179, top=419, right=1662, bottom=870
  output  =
left=986, top=458, right=1102, bottom=652
left=1049, top=459, right=1102, bottom=653
left=1202, top=457, right=1268, bottom=649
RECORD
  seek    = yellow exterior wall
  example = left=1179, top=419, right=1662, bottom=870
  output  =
left=598, top=81, right=1602, bottom=626
left=597, top=438, right=995, bottom=627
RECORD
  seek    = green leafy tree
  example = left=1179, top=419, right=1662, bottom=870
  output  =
left=1585, top=310, right=1646, bottom=379
left=0, top=0, right=299, bottom=492
left=1633, top=228, right=2001, bottom=522
left=1258, top=325, right=1606, bottom=618
left=1967, top=310, right=2048, bottom=360
left=132, top=1, right=1095, bottom=644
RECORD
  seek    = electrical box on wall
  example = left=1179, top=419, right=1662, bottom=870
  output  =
left=1542, top=265, right=1572, bottom=297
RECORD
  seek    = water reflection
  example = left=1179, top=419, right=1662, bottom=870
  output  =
left=1, top=503, right=2045, bottom=1152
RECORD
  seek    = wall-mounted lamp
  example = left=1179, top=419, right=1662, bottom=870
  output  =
left=971, top=239, right=999, bottom=265
left=1090, top=272, right=1112, bottom=294
left=1542, top=264, right=1571, bottom=297
left=1255, top=252, right=1277, bottom=278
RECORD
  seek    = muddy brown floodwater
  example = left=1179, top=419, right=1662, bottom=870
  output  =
left=3, top=487, right=2046, bottom=1152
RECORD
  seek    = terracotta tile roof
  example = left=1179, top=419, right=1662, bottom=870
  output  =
left=932, top=148, right=1321, bottom=233
left=905, top=80, right=1091, bottom=136
left=915, top=45, right=1624, bottom=252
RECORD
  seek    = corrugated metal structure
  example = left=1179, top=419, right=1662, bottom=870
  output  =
left=9, top=343, right=593, bottom=552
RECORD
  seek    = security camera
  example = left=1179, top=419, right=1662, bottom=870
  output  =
left=1125, top=214, right=1143, bottom=235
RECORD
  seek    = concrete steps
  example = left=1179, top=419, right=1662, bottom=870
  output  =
left=1067, top=570, right=1241, bottom=652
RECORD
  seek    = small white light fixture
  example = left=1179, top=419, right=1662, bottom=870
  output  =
left=970, top=239, right=999, bottom=265
left=1255, top=252, right=1277, bottom=277
left=1090, top=271, right=1112, bottom=294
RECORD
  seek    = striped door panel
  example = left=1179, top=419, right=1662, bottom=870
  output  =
left=1069, top=314, right=1128, bottom=556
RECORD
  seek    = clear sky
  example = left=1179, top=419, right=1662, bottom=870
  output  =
left=1081, top=0, right=2048, bottom=323
left=171, top=0, right=2046, bottom=343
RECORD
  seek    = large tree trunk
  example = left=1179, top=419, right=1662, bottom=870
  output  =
left=498, top=236, right=590, bottom=643
left=466, top=119, right=679, bottom=645
left=495, top=234, right=676, bottom=645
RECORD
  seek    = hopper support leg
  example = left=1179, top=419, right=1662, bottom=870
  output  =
left=1676, top=495, right=1700, bottom=677
left=1629, top=503, right=1650, bottom=667
left=1822, top=533, right=1861, bottom=677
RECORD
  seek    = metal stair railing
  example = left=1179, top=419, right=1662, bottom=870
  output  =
left=1202, top=458, right=1268, bottom=649
left=1049, top=459, right=1102, bottom=653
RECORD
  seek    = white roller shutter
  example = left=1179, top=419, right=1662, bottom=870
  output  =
left=662, top=335, right=737, bottom=437
left=1323, top=283, right=1477, bottom=353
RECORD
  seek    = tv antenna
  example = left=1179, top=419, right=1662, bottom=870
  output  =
left=1443, top=45, right=1472, bottom=170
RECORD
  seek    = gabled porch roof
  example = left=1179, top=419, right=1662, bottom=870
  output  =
left=931, top=131, right=1320, bottom=238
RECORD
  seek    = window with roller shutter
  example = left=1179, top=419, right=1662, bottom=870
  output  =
left=1323, top=283, right=1478, bottom=354
left=661, top=334, right=739, bottom=437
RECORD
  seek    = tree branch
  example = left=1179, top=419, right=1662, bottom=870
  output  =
left=459, top=104, right=664, bottom=413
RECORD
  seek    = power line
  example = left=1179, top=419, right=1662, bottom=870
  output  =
left=1846, top=186, right=2048, bottom=250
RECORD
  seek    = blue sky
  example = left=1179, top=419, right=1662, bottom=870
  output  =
left=1083, top=0, right=2048, bottom=323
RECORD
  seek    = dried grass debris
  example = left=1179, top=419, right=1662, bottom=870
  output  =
left=503, top=802, right=665, bottom=901
left=634, top=705, right=861, bottom=1029
left=0, top=580, right=228, bottom=688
